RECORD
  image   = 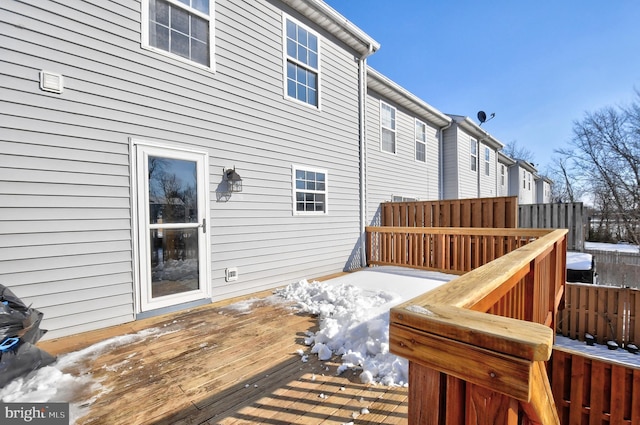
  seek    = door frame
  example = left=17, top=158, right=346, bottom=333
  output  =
left=130, top=138, right=211, bottom=313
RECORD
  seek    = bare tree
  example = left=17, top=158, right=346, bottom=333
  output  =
left=502, top=140, right=536, bottom=163
left=556, top=93, right=640, bottom=244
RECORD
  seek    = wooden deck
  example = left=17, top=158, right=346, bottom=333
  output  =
left=38, top=291, right=408, bottom=425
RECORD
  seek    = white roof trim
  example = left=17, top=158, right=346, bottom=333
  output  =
left=447, top=115, right=504, bottom=150
left=367, top=67, right=451, bottom=128
left=282, top=0, right=380, bottom=56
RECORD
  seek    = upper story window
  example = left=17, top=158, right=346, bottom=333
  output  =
left=145, top=0, right=213, bottom=68
left=500, top=164, right=506, bottom=186
left=381, top=101, right=396, bottom=154
left=285, top=16, right=319, bottom=107
left=484, top=147, right=490, bottom=176
left=522, top=170, right=526, bottom=189
left=470, top=139, right=477, bottom=172
left=415, top=120, right=427, bottom=162
left=293, top=166, right=327, bottom=214
left=528, top=173, right=532, bottom=190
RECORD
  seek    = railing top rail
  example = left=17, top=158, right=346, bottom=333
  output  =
left=366, top=226, right=555, bottom=237
left=390, top=228, right=567, bottom=364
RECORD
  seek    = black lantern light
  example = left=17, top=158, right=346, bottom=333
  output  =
left=224, top=167, right=243, bottom=193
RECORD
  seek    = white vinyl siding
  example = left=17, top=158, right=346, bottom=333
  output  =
left=380, top=101, right=396, bottom=154
left=284, top=15, right=319, bottom=107
left=2, top=0, right=364, bottom=337
left=415, top=119, right=426, bottom=162
left=365, top=91, right=440, bottom=224
left=143, top=0, right=214, bottom=69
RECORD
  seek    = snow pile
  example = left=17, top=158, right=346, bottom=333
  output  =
left=566, top=251, right=593, bottom=270
left=275, top=267, right=454, bottom=386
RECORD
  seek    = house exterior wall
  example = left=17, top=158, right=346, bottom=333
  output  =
left=442, top=127, right=460, bottom=200
left=1, top=0, right=368, bottom=338
left=478, top=142, right=497, bottom=198
left=536, top=179, right=552, bottom=203
left=497, top=161, right=510, bottom=197
left=364, top=90, right=440, bottom=225
left=509, top=164, right=536, bottom=204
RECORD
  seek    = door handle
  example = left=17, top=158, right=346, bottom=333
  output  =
left=201, top=218, right=207, bottom=233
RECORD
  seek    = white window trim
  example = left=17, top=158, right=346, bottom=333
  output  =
left=415, top=119, right=427, bottom=163
left=282, top=13, right=322, bottom=110
left=380, top=100, right=397, bottom=154
left=470, top=138, right=477, bottom=172
left=292, top=164, right=328, bottom=215
left=141, top=0, right=216, bottom=72
left=500, top=164, right=506, bottom=186
left=484, top=147, right=491, bottom=176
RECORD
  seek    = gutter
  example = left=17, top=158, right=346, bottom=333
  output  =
left=438, top=121, right=453, bottom=200
left=359, top=44, right=375, bottom=268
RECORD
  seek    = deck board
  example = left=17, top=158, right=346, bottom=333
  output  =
left=37, top=292, right=408, bottom=424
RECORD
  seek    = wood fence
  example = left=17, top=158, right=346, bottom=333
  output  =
left=585, top=249, right=640, bottom=288
left=557, top=283, right=640, bottom=346
left=551, top=347, right=640, bottom=424
left=374, top=226, right=568, bottom=424
left=519, top=202, right=585, bottom=252
left=381, top=196, right=518, bottom=228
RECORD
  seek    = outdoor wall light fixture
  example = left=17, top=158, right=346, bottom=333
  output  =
left=223, top=167, right=243, bottom=193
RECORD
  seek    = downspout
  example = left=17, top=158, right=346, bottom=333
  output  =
left=359, top=45, right=375, bottom=268
left=438, top=121, right=453, bottom=200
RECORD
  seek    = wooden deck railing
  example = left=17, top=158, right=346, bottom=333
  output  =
left=367, top=226, right=553, bottom=274
left=552, top=347, right=640, bottom=424
left=366, top=226, right=568, bottom=424
left=557, top=283, right=639, bottom=347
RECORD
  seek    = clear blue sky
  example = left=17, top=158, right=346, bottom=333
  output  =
left=324, top=1, right=640, bottom=171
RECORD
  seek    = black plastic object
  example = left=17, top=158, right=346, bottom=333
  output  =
left=0, top=284, right=55, bottom=387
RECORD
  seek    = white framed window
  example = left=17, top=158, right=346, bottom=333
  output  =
left=293, top=166, right=327, bottom=214
left=500, top=164, right=505, bottom=186
left=391, top=195, right=418, bottom=202
left=381, top=101, right=396, bottom=154
left=143, top=0, right=214, bottom=69
left=415, top=119, right=427, bottom=162
left=522, top=170, right=526, bottom=189
left=528, top=173, right=532, bottom=190
left=284, top=15, right=319, bottom=107
left=484, top=147, right=491, bottom=176
left=470, top=139, right=477, bottom=171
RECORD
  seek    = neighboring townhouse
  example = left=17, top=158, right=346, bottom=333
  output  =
left=0, top=0, right=379, bottom=338
left=497, top=152, right=515, bottom=197
left=442, top=115, right=504, bottom=200
left=536, top=175, right=553, bottom=203
left=365, top=68, right=451, bottom=224
left=509, top=160, right=537, bottom=204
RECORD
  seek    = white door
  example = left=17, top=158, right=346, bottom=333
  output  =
left=135, top=143, right=210, bottom=311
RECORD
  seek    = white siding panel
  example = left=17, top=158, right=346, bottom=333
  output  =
left=1, top=0, right=366, bottom=336
left=442, top=127, right=459, bottom=199
left=364, top=90, right=440, bottom=225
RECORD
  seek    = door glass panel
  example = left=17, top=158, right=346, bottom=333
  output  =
left=150, top=228, right=199, bottom=298
left=148, top=157, right=198, bottom=224
left=148, top=156, right=200, bottom=298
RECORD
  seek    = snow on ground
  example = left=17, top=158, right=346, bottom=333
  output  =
left=566, top=251, right=593, bottom=270
left=555, top=335, right=640, bottom=368
left=585, top=241, right=640, bottom=253
left=0, top=327, right=173, bottom=423
left=273, top=266, right=456, bottom=386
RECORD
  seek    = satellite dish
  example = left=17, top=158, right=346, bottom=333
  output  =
left=477, top=111, right=487, bottom=124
